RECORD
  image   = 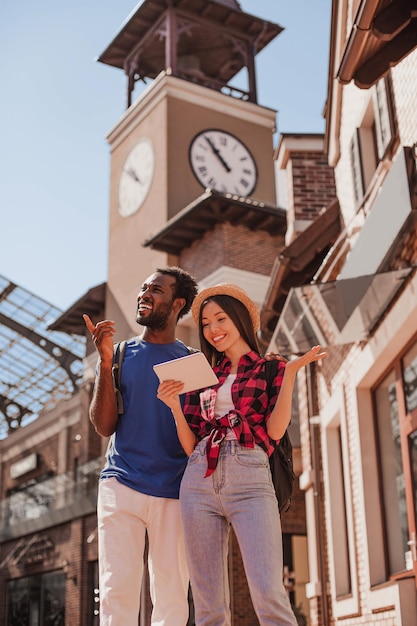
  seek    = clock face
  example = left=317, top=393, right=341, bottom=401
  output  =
left=118, top=138, right=155, bottom=217
left=189, top=129, right=257, bottom=196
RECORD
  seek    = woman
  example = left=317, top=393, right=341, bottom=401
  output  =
left=158, top=283, right=326, bottom=626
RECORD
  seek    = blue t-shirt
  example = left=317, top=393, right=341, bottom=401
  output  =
left=100, top=338, right=190, bottom=498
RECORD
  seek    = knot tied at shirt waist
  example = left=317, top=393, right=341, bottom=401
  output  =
left=204, top=411, right=255, bottom=477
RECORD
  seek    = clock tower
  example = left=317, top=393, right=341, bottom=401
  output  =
left=98, top=0, right=286, bottom=341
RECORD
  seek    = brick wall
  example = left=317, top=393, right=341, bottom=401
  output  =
left=391, top=48, right=417, bottom=145
left=391, top=220, right=417, bottom=269
left=290, top=151, right=338, bottom=223
left=276, top=135, right=338, bottom=247
left=0, top=518, right=97, bottom=625
left=180, top=222, right=285, bottom=282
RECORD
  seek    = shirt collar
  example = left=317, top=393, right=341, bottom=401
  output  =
left=215, top=350, right=260, bottom=373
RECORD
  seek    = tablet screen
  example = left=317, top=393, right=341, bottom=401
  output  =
left=153, top=352, right=218, bottom=393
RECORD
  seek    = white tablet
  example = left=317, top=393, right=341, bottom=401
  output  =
left=153, top=352, right=219, bottom=393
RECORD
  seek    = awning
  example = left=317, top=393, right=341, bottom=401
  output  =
left=340, top=147, right=416, bottom=279
left=48, top=283, right=106, bottom=336
left=268, top=266, right=415, bottom=355
left=259, top=200, right=342, bottom=347
left=143, top=189, right=287, bottom=255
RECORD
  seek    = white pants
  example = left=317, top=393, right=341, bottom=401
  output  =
left=97, top=477, right=189, bottom=626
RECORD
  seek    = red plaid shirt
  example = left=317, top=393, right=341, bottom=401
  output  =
left=184, top=351, right=286, bottom=476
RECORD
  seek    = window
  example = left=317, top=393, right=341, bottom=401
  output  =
left=373, top=78, right=395, bottom=160
left=403, top=342, right=417, bottom=413
left=402, top=342, right=417, bottom=544
left=349, top=76, right=396, bottom=206
left=350, top=128, right=365, bottom=203
left=326, top=424, right=351, bottom=597
left=6, top=571, right=65, bottom=626
left=320, top=389, right=359, bottom=616
left=409, top=432, right=417, bottom=538
left=349, top=103, right=379, bottom=203
left=283, top=533, right=309, bottom=623
left=374, top=370, right=409, bottom=575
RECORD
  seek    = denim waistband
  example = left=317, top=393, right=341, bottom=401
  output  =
left=196, top=438, right=253, bottom=456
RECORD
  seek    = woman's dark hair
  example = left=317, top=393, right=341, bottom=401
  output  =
left=198, top=294, right=260, bottom=366
left=156, top=266, right=198, bottom=320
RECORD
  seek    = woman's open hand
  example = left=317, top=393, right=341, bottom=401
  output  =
left=267, top=345, right=327, bottom=440
left=285, top=345, right=327, bottom=375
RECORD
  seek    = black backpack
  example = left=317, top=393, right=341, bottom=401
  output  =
left=264, top=359, right=295, bottom=514
left=112, top=342, right=295, bottom=512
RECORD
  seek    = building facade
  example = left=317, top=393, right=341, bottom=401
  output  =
left=266, top=1, right=417, bottom=623
left=5, top=1, right=416, bottom=625
left=0, top=2, right=325, bottom=624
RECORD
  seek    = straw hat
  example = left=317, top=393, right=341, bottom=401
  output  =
left=191, top=283, right=260, bottom=331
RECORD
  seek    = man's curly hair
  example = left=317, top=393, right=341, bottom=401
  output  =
left=156, top=266, right=198, bottom=320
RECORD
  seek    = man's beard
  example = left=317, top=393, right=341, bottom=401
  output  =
left=136, top=300, right=174, bottom=331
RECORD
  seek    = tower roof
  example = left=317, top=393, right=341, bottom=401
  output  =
left=211, top=0, right=242, bottom=9
left=97, top=0, right=283, bottom=103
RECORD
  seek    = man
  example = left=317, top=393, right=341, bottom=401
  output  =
left=83, top=266, right=198, bottom=626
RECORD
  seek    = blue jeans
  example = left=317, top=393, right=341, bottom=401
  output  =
left=180, top=440, right=297, bottom=626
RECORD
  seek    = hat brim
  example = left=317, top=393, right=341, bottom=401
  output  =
left=191, top=283, right=260, bottom=331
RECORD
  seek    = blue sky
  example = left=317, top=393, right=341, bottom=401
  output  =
left=0, top=1, right=331, bottom=311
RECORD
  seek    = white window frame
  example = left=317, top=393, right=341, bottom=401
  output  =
left=321, top=386, right=359, bottom=618
left=352, top=270, right=417, bottom=620
left=349, top=75, right=396, bottom=208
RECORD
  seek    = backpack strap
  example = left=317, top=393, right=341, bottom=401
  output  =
left=111, top=341, right=197, bottom=415
left=112, top=340, right=127, bottom=415
left=264, top=358, right=278, bottom=391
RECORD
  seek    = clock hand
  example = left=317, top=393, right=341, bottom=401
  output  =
left=124, top=167, right=143, bottom=185
left=204, top=136, right=231, bottom=173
